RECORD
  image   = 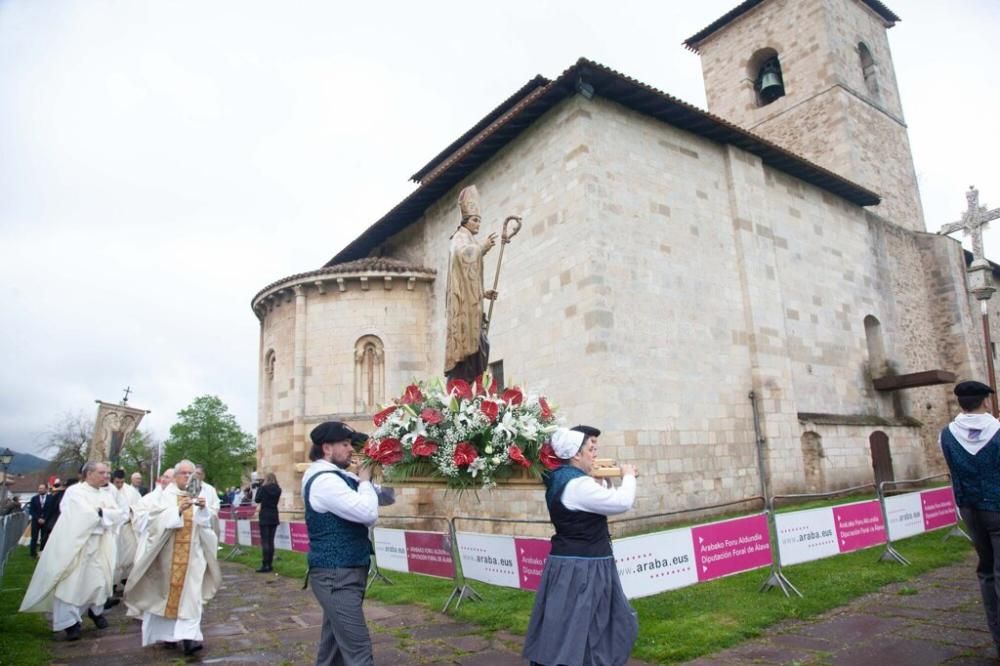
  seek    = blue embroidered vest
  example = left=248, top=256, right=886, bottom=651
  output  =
left=304, top=469, right=371, bottom=569
left=941, top=426, right=1000, bottom=512
left=544, top=465, right=612, bottom=557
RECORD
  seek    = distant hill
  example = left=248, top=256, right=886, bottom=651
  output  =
left=7, top=451, right=50, bottom=475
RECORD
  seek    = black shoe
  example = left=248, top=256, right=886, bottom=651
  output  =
left=103, top=597, right=120, bottom=610
left=255, top=565, right=271, bottom=573
left=182, top=639, right=203, bottom=655
left=64, top=622, right=82, bottom=641
left=87, top=608, right=109, bottom=630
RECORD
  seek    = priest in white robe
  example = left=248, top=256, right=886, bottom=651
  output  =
left=19, top=461, right=127, bottom=641
left=125, top=460, right=221, bottom=656
left=111, top=469, right=143, bottom=585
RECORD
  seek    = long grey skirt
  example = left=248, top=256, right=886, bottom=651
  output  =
left=521, top=555, right=639, bottom=666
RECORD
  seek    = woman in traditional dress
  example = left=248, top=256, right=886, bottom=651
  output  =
left=523, top=425, right=639, bottom=666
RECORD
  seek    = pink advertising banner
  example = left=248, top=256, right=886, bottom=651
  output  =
left=690, top=513, right=772, bottom=582
left=403, top=531, right=455, bottom=579
left=250, top=521, right=261, bottom=546
left=513, top=537, right=551, bottom=591
left=920, top=487, right=958, bottom=531
left=289, top=522, right=310, bottom=553
left=832, top=500, right=886, bottom=553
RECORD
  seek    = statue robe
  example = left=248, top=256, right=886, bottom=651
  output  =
left=125, top=482, right=221, bottom=645
left=445, top=225, right=488, bottom=374
left=19, top=482, right=126, bottom=629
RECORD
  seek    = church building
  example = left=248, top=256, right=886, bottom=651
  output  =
left=251, top=0, right=999, bottom=519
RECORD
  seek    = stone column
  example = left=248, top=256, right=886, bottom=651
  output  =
left=292, top=284, right=308, bottom=463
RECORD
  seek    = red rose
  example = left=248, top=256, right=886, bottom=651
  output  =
left=447, top=378, right=473, bottom=401
left=538, top=397, right=552, bottom=420
left=453, top=442, right=478, bottom=467
left=374, top=438, right=403, bottom=465
left=508, top=444, right=531, bottom=468
left=502, top=387, right=523, bottom=406
left=401, top=383, right=424, bottom=405
left=411, top=435, right=439, bottom=457
left=363, top=439, right=379, bottom=459
left=480, top=400, right=499, bottom=423
left=420, top=408, right=443, bottom=425
left=373, top=406, right=397, bottom=427
left=539, top=443, right=561, bottom=470
left=475, top=374, right=498, bottom=396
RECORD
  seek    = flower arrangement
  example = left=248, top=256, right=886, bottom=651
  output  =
left=362, top=372, right=561, bottom=490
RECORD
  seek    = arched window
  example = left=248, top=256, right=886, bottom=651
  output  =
left=748, top=48, right=785, bottom=107
left=863, top=315, right=886, bottom=378
left=354, top=335, right=385, bottom=413
left=858, top=42, right=879, bottom=96
left=263, top=349, right=276, bottom=420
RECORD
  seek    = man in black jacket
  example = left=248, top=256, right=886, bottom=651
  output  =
left=28, top=483, right=52, bottom=557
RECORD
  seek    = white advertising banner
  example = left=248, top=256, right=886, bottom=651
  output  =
left=774, top=507, right=839, bottom=566
left=456, top=532, right=519, bottom=588
left=373, top=527, right=410, bottom=573
left=613, top=527, right=698, bottom=599
left=884, top=492, right=925, bottom=541
left=274, top=522, right=292, bottom=551
left=237, top=519, right=252, bottom=546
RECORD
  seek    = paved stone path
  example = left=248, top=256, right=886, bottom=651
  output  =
left=44, top=554, right=994, bottom=665
left=684, top=553, right=997, bottom=666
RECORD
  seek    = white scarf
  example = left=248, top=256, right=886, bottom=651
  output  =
left=948, top=412, right=1000, bottom=455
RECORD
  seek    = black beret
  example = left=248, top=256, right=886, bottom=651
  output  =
left=955, top=381, right=995, bottom=397
left=571, top=424, right=601, bottom=438
left=310, top=421, right=368, bottom=448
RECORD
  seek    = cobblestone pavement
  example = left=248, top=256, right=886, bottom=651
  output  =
left=48, top=560, right=650, bottom=665
left=46, top=554, right=993, bottom=665
left=683, top=553, right=997, bottom=666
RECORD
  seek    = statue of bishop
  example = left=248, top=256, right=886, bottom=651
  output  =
left=445, top=185, right=497, bottom=382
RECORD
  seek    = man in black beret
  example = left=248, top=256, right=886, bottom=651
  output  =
left=941, top=380, right=1000, bottom=657
left=301, top=422, right=393, bottom=665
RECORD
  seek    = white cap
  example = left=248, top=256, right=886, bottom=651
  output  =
left=550, top=427, right=584, bottom=460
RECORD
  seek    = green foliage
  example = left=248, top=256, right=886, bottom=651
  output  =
left=0, top=548, right=52, bottom=666
left=162, top=395, right=255, bottom=488
left=114, top=428, right=158, bottom=481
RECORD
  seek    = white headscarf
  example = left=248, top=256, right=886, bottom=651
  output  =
left=551, top=428, right=584, bottom=460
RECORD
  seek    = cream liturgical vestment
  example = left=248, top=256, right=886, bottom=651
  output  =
left=114, top=483, right=143, bottom=583
left=19, top=482, right=126, bottom=630
left=125, top=482, right=221, bottom=646
left=445, top=225, right=487, bottom=373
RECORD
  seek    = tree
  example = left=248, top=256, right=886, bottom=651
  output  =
left=43, top=411, right=93, bottom=477
left=162, top=395, right=255, bottom=488
left=116, top=428, right=159, bottom=483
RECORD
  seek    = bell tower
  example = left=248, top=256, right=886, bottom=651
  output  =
left=685, top=0, right=924, bottom=231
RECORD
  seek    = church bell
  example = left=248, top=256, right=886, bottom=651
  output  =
left=757, top=58, right=785, bottom=104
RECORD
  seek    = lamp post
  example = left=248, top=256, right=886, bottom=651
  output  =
left=0, top=448, right=14, bottom=505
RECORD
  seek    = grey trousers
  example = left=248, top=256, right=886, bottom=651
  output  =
left=309, top=567, right=373, bottom=666
left=960, top=507, right=1000, bottom=649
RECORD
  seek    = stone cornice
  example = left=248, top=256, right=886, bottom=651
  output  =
left=251, top=259, right=436, bottom=320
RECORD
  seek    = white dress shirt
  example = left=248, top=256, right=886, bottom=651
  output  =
left=561, top=474, right=636, bottom=515
left=301, top=460, right=380, bottom=527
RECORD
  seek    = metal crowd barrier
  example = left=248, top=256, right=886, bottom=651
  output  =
left=761, top=483, right=877, bottom=598
left=0, top=512, right=30, bottom=580
left=366, top=514, right=452, bottom=593
left=608, top=496, right=766, bottom=537
left=877, top=473, right=969, bottom=565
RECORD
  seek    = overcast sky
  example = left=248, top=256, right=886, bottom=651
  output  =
left=1, top=0, right=998, bottom=458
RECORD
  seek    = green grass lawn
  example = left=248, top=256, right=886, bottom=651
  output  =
left=0, top=548, right=52, bottom=666
left=220, top=526, right=972, bottom=664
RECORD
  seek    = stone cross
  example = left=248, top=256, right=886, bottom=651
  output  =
left=939, top=186, right=1000, bottom=268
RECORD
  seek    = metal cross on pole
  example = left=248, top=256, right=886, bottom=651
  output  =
left=939, top=186, right=1000, bottom=268
left=122, top=386, right=132, bottom=404
left=940, top=186, right=1000, bottom=415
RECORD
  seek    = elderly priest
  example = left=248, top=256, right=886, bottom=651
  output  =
left=125, top=459, right=221, bottom=656
left=19, top=461, right=127, bottom=641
